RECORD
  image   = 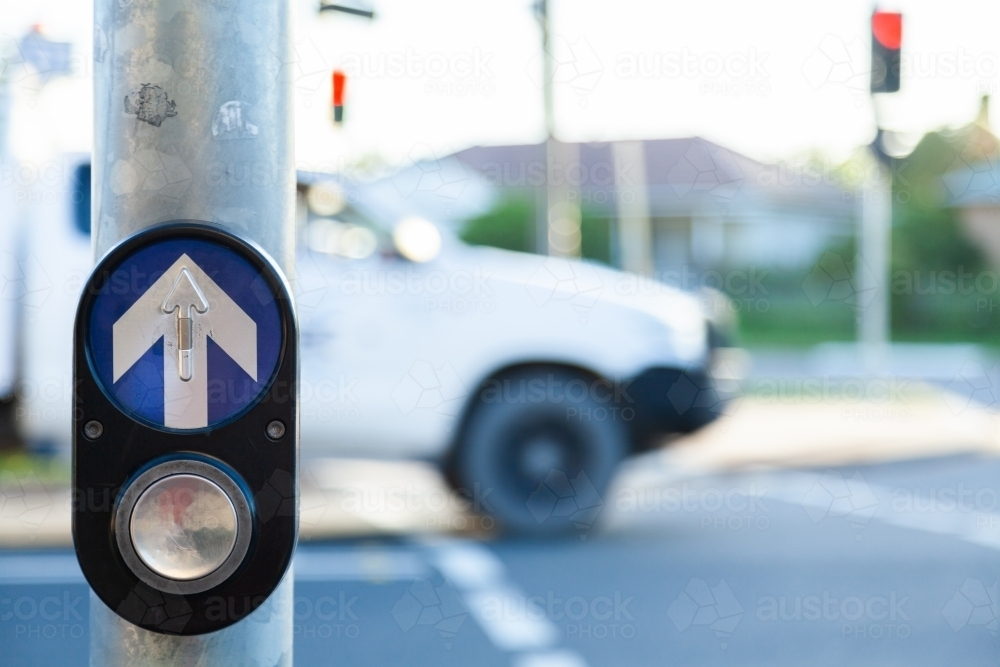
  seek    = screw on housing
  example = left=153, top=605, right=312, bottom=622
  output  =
left=266, top=420, right=286, bottom=440
left=84, top=420, right=104, bottom=440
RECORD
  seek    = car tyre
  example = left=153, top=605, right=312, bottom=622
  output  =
left=452, top=368, right=628, bottom=535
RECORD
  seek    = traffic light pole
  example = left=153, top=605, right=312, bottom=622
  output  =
left=90, top=0, right=295, bottom=664
left=859, top=10, right=902, bottom=376
left=859, top=148, right=891, bottom=375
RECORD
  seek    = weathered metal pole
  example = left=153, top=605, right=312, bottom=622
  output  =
left=93, top=0, right=295, bottom=268
left=90, top=0, right=295, bottom=664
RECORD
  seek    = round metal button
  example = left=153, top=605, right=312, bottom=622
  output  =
left=129, top=474, right=238, bottom=581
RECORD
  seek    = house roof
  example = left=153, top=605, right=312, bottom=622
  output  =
left=453, top=137, right=854, bottom=222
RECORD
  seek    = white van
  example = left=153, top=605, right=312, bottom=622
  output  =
left=8, top=165, right=732, bottom=533
left=1, top=153, right=92, bottom=454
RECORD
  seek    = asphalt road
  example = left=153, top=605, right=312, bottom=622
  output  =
left=3, top=453, right=999, bottom=666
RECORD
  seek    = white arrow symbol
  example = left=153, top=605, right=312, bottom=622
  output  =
left=113, top=254, right=257, bottom=429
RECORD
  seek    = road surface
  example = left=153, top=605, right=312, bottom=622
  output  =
left=2, top=453, right=998, bottom=666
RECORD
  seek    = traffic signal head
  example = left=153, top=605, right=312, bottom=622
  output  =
left=871, top=10, right=902, bottom=93
left=332, top=70, right=346, bottom=124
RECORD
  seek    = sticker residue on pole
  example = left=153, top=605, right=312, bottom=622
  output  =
left=124, top=84, right=178, bottom=127
left=212, top=101, right=259, bottom=139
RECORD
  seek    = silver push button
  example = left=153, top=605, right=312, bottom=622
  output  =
left=129, top=474, right=238, bottom=581
left=115, top=459, right=252, bottom=594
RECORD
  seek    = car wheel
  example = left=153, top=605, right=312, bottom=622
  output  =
left=452, top=368, right=628, bottom=535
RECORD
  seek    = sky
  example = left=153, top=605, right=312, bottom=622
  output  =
left=4, top=0, right=1000, bottom=170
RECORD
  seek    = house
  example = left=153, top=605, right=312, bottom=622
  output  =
left=450, top=137, right=856, bottom=277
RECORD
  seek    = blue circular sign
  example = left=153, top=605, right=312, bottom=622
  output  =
left=87, top=237, right=284, bottom=431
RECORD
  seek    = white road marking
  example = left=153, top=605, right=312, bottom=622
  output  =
left=426, top=539, right=589, bottom=666
left=744, top=469, right=1000, bottom=551
left=609, top=459, right=1000, bottom=552
left=0, top=541, right=593, bottom=665
left=513, top=650, right=590, bottom=667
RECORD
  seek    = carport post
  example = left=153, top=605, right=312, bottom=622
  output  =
left=89, top=0, right=295, bottom=664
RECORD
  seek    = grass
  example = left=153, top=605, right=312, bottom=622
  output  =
left=0, top=452, right=70, bottom=485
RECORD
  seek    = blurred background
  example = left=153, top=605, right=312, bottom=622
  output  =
left=4, top=1, right=1000, bottom=665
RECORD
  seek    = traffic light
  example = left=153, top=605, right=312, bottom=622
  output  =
left=332, top=70, right=346, bottom=124
left=871, top=10, right=902, bottom=93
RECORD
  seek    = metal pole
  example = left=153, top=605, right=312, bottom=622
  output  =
left=536, top=0, right=553, bottom=256
left=547, top=139, right=581, bottom=257
left=612, top=140, right=653, bottom=275
left=92, top=0, right=295, bottom=272
left=536, top=0, right=580, bottom=258
left=859, top=153, right=891, bottom=375
left=90, top=0, right=295, bottom=664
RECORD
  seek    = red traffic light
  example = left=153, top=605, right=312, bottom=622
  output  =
left=871, top=11, right=902, bottom=93
left=332, top=70, right=346, bottom=124
left=332, top=70, right=346, bottom=107
left=871, top=11, right=902, bottom=50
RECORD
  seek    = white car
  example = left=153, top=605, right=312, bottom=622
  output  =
left=7, top=164, right=730, bottom=533
left=295, top=184, right=730, bottom=533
